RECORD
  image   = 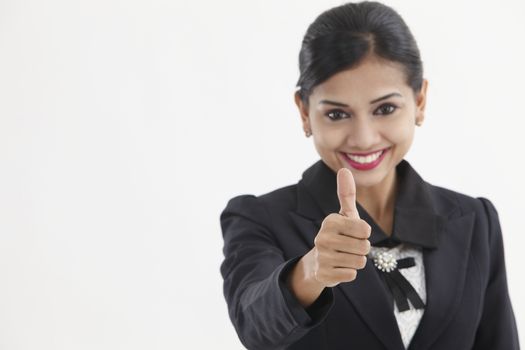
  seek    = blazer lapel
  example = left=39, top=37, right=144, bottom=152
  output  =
left=384, top=160, right=478, bottom=349
left=408, top=210, right=476, bottom=350
left=337, top=260, right=407, bottom=350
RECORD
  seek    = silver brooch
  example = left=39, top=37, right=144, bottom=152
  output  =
left=373, top=251, right=397, bottom=272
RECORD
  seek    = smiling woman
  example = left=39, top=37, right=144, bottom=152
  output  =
left=219, top=1, right=519, bottom=349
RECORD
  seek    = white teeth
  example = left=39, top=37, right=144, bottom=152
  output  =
left=346, top=150, right=383, bottom=164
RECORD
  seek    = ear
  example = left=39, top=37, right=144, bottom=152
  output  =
left=415, top=79, right=428, bottom=126
left=294, top=91, right=311, bottom=134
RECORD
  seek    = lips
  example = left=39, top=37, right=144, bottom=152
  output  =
left=346, top=149, right=384, bottom=164
left=342, top=147, right=390, bottom=170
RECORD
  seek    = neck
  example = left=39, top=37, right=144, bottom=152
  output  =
left=356, top=169, right=398, bottom=231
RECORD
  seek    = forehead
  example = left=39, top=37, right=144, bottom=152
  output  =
left=310, top=57, right=411, bottom=101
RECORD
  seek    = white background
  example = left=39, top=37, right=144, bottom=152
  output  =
left=0, top=0, right=523, bottom=348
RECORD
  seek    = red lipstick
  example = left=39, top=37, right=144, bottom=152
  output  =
left=342, top=148, right=389, bottom=171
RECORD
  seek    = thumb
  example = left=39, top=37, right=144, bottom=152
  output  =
left=337, top=168, right=360, bottom=219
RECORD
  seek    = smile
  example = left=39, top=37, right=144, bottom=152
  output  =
left=346, top=150, right=384, bottom=164
left=342, top=147, right=390, bottom=170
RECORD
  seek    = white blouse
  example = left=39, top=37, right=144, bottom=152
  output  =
left=369, top=243, right=426, bottom=349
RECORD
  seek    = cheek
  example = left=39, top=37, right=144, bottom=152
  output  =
left=312, top=126, right=347, bottom=150
left=384, top=117, right=415, bottom=144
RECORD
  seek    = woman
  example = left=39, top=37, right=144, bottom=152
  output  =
left=219, top=2, right=519, bottom=349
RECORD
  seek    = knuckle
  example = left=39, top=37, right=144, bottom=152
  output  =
left=357, top=220, right=372, bottom=238
left=314, top=234, right=329, bottom=249
left=325, top=213, right=336, bottom=220
left=326, top=213, right=340, bottom=223
left=357, top=239, right=370, bottom=255
left=363, top=239, right=371, bottom=254
left=329, top=213, right=341, bottom=220
left=357, top=255, right=368, bottom=269
left=346, top=269, right=357, bottom=281
left=321, top=218, right=335, bottom=231
left=347, top=217, right=360, bottom=227
left=346, top=218, right=366, bottom=236
left=364, top=222, right=372, bottom=236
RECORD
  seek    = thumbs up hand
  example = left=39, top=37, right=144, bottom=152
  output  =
left=286, top=167, right=372, bottom=307
left=311, top=168, right=372, bottom=287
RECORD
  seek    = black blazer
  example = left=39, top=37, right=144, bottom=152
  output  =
left=220, top=159, right=519, bottom=350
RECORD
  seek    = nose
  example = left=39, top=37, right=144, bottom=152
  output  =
left=346, top=118, right=381, bottom=150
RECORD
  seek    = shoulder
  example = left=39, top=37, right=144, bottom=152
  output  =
left=426, top=182, right=496, bottom=218
left=222, top=183, right=299, bottom=221
left=425, top=182, right=501, bottom=250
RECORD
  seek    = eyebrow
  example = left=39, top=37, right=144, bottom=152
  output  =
left=319, top=92, right=403, bottom=107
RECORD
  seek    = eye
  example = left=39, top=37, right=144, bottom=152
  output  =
left=375, top=103, right=397, bottom=115
left=325, top=109, right=350, bottom=121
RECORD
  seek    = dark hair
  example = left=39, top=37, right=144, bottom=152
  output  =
left=296, top=1, right=423, bottom=104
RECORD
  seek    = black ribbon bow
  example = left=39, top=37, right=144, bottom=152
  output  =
left=374, top=256, right=425, bottom=312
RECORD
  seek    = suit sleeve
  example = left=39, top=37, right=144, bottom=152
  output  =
left=473, top=197, right=520, bottom=349
left=220, top=195, right=333, bottom=349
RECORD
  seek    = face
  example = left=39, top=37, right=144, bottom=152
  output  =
left=295, top=55, right=428, bottom=190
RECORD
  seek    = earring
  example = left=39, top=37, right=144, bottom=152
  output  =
left=305, top=130, right=312, bottom=137
left=416, top=120, right=422, bottom=126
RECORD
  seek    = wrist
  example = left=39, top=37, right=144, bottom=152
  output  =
left=286, top=249, right=325, bottom=307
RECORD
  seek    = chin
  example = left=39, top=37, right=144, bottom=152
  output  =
left=354, top=175, right=385, bottom=189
